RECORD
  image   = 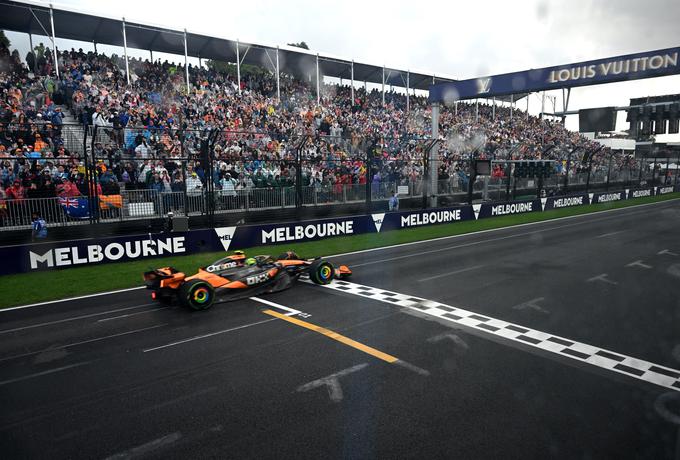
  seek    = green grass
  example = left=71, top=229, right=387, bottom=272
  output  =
left=1, top=192, right=678, bottom=308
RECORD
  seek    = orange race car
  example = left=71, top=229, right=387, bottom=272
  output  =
left=143, top=251, right=351, bottom=311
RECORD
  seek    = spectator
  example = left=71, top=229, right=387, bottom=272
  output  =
left=31, top=211, right=47, bottom=241
left=388, top=192, right=399, bottom=211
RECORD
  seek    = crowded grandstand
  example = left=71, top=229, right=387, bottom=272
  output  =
left=0, top=40, right=661, bottom=227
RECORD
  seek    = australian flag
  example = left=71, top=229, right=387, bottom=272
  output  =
left=59, top=197, right=90, bottom=219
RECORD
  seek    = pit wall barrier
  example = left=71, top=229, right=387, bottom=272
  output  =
left=2, top=185, right=678, bottom=276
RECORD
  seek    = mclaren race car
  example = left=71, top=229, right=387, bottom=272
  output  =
left=143, top=251, right=351, bottom=310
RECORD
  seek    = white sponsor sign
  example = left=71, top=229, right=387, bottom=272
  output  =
left=372, top=213, right=385, bottom=232
left=632, top=189, right=652, bottom=198
left=214, top=226, right=237, bottom=251
left=490, top=202, right=533, bottom=216
left=597, top=193, right=622, bottom=203
left=552, top=196, right=584, bottom=208
left=400, top=210, right=462, bottom=228
left=261, top=221, right=354, bottom=243
left=472, top=204, right=482, bottom=220
left=246, top=272, right=270, bottom=285
left=547, top=52, right=678, bottom=84
left=29, top=237, right=186, bottom=269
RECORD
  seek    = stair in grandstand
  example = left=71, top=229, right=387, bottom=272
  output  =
left=58, top=105, right=86, bottom=155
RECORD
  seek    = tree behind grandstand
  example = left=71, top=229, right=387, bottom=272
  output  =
left=205, top=59, right=269, bottom=76
left=287, top=41, right=309, bottom=50
left=0, top=31, right=10, bottom=48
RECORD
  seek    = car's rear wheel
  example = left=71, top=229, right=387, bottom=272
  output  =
left=309, top=259, right=334, bottom=285
left=179, top=280, right=215, bottom=311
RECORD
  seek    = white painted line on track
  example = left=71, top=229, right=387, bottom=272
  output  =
left=428, top=332, right=469, bottom=349
left=0, top=361, right=91, bottom=387
left=0, top=304, right=156, bottom=335
left=418, top=265, right=485, bottom=282
left=6, top=197, right=680, bottom=311
left=587, top=273, right=618, bottom=285
left=97, top=306, right=171, bottom=322
left=626, top=260, right=653, bottom=269
left=1, top=286, right=146, bottom=312
left=595, top=230, right=625, bottom=239
left=103, top=432, right=183, bottom=460
left=249, top=296, right=302, bottom=316
left=142, top=318, right=276, bottom=353
left=0, top=324, right=167, bottom=363
left=316, top=279, right=680, bottom=392
left=394, top=360, right=430, bottom=376
left=296, top=363, right=369, bottom=402
left=142, top=297, right=307, bottom=352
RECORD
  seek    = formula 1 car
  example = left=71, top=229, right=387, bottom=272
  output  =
left=143, top=251, right=351, bottom=311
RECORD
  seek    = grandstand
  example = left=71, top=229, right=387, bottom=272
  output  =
left=0, top=2, right=677, bottom=237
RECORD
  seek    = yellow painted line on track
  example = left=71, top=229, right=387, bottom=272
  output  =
left=262, top=309, right=398, bottom=363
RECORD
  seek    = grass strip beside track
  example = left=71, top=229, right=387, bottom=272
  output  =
left=1, top=192, right=678, bottom=308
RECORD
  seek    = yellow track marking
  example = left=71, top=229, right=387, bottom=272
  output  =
left=262, top=309, right=398, bottom=363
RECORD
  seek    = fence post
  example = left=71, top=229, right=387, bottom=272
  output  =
left=366, top=140, right=372, bottom=210
left=180, top=130, right=189, bottom=216
left=281, top=188, right=285, bottom=208
left=536, top=172, right=543, bottom=199
left=81, top=124, right=90, bottom=223
left=605, top=151, right=613, bottom=191
left=86, top=125, right=100, bottom=224
left=652, top=156, right=658, bottom=185
left=505, top=163, right=512, bottom=201
left=294, top=135, right=306, bottom=210
left=675, top=157, right=680, bottom=188
left=585, top=146, right=602, bottom=195
left=563, top=150, right=573, bottom=192
left=467, top=159, right=475, bottom=205
left=638, top=155, right=645, bottom=187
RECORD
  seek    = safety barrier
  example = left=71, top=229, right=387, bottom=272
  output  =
left=2, top=184, right=678, bottom=276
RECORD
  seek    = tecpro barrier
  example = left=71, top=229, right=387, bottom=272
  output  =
left=1, top=186, right=677, bottom=275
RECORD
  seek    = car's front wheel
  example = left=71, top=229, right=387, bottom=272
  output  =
left=309, top=259, right=334, bottom=285
left=179, top=280, right=215, bottom=311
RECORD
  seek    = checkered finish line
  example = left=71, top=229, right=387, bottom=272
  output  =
left=309, top=278, right=680, bottom=392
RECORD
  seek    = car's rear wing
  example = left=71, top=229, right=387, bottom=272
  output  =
left=143, top=267, right=185, bottom=290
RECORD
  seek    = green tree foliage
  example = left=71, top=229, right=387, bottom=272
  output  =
left=287, top=41, right=309, bottom=50
left=0, top=31, right=10, bottom=48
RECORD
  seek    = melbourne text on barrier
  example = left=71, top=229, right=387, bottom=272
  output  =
left=29, top=237, right=186, bottom=269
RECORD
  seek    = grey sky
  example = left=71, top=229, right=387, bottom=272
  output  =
left=4, top=0, right=680, bottom=135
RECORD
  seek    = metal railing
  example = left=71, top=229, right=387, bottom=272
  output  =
left=1, top=122, right=678, bottom=231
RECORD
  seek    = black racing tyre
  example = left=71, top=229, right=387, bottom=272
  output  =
left=179, top=280, right=215, bottom=311
left=309, top=259, right=334, bottom=285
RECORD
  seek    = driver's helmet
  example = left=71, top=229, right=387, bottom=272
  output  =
left=279, top=251, right=300, bottom=260
left=245, top=257, right=257, bottom=266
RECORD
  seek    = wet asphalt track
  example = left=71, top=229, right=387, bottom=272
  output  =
left=2, top=199, right=680, bottom=459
